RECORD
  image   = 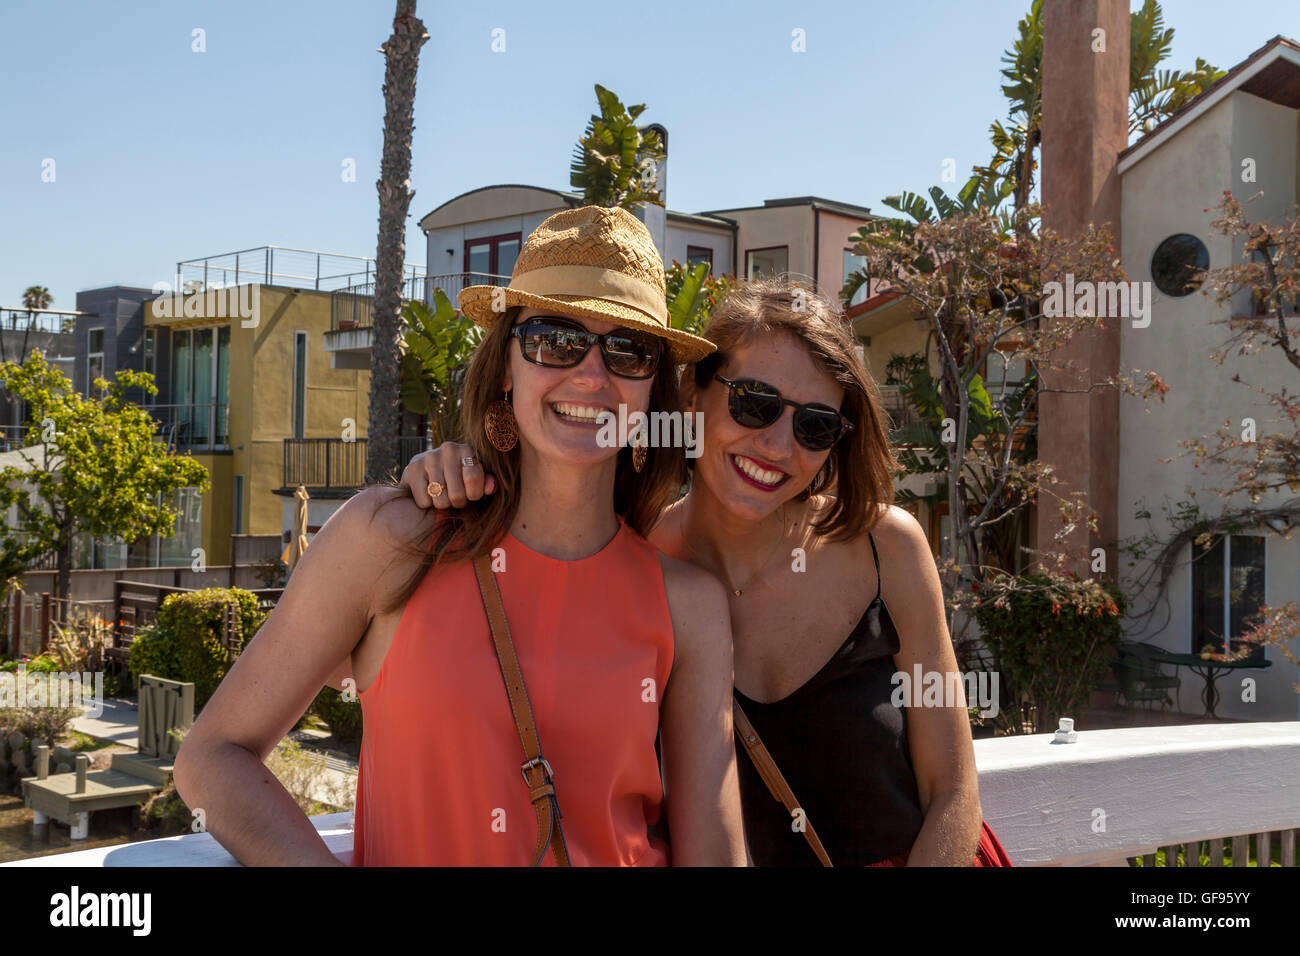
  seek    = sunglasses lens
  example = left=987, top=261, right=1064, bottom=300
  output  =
left=794, top=408, right=844, bottom=450
left=519, top=320, right=588, bottom=367
left=602, top=331, right=661, bottom=378
left=731, top=382, right=782, bottom=428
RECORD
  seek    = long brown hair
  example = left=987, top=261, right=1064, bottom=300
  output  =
left=374, top=305, right=687, bottom=614
left=687, top=276, right=898, bottom=542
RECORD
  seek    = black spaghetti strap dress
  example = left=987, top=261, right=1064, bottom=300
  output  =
left=733, top=531, right=925, bottom=865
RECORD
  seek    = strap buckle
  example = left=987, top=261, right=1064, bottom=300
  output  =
left=521, top=756, right=554, bottom=785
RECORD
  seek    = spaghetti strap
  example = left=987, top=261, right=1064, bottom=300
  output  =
left=867, top=531, right=881, bottom=603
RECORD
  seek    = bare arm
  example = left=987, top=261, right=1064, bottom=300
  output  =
left=657, top=554, right=749, bottom=866
left=172, top=486, right=417, bottom=865
left=877, top=507, right=983, bottom=866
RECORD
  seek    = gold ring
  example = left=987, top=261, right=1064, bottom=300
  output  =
left=426, top=481, right=444, bottom=499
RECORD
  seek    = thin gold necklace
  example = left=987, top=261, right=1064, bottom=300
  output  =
left=693, top=501, right=804, bottom=597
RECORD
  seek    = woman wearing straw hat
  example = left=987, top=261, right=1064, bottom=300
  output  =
left=174, top=205, right=748, bottom=866
left=402, top=276, right=1012, bottom=867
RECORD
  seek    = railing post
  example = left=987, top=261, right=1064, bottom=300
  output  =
left=325, top=439, right=331, bottom=490
left=10, top=588, right=21, bottom=657
left=113, top=580, right=123, bottom=648
left=316, top=253, right=321, bottom=290
left=39, top=592, right=51, bottom=654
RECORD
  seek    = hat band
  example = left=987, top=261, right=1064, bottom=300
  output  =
left=508, top=264, right=667, bottom=326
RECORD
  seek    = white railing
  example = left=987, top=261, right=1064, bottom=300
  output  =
left=3, top=722, right=1298, bottom=866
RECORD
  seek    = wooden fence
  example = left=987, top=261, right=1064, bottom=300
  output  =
left=1, top=581, right=283, bottom=663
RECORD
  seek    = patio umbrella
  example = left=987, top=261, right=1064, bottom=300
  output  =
left=280, top=484, right=310, bottom=573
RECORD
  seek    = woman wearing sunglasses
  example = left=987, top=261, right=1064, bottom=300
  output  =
left=401, top=276, right=1010, bottom=866
left=173, top=206, right=748, bottom=866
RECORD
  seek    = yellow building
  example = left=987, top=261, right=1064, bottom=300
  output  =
left=144, top=283, right=375, bottom=562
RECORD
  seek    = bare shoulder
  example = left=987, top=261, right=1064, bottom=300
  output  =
left=865, top=504, right=935, bottom=577
left=656, top=551, right=731, bottom=671
left=869, top=503, right=928, bottom=549
left=314, top=486, right=437, bottom=601
left=657, top=550, right=729, bottom=612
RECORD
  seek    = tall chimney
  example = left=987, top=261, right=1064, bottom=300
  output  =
left=1036, top=0, right=1128, bottom=577
left=636, top=123, right=668, bottom=260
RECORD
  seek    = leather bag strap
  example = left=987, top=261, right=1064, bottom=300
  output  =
left=473, top=552, right=570, bottom=867
left=732, top=699, right=832, bottom=867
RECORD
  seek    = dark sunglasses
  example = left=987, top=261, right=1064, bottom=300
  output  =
left=714, top=375, right=853, bottom=451
left=509, top=316, right=663, bottom=379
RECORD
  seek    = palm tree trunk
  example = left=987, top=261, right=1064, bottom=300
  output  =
left=366, top=0, right=428, bottom=486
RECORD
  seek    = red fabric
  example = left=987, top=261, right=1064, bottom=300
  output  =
left=352, top=518, right=674, bottom=866
left=866, top=821, right=1012, bottom=867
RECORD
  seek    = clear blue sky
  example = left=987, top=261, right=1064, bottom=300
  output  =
left=2, top=0, right=1297, bottom=310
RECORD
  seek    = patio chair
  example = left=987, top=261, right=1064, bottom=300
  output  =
left=1119, top=642, right=1181, bottom=706
left=1112, top=656, right=1173, bottom=710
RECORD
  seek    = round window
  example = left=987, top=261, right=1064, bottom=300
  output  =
left=1151, top=233, right=1209, bottom=297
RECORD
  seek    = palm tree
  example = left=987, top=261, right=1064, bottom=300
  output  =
left=365, top=0, right=428, bottom=487
left=980, top=0, right=1225, bottom=215
left=19, top=286, right=52, bottom=368
left=570, top=84, right=665, bottom=211
left=0, top=285, right=51, bottom=368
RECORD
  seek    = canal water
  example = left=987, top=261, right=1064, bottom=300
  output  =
left=0, top=792, right=147, bottom=863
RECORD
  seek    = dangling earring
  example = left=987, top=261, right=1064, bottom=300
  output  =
left=485, top=389, right=518, bottom=452
left=632, top=438, right=648, bottom=473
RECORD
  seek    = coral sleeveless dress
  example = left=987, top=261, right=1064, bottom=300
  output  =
left=352, top=516, right=674, bottom=866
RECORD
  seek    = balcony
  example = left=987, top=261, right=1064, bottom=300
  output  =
left=281, top=436, right=428, bottom=495
left=175, top=246, right=425, bottom=296
left=148, top=403, right=229, bottom=452
left=324, top=273, right=509, bottom=370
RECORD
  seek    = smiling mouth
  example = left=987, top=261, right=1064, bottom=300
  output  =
left=730, top=453, right=790, bottom=489
left=551, top=401, right=612, bottom=425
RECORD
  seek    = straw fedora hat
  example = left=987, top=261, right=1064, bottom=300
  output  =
left=458, top=205, right=716, bottom=363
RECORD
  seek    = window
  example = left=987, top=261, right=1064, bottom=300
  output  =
left=1191, top=534, right=1267, bottom=663
left=465, top=233, right=522, bottom=285
left=143, top=328, right=157, bottom=380
left=1151, top=233, right=1209, bottom=297
left=293, top=331, right=307, bottom=439
left=233, top=474, right=245, bottom=536
left=844, top=250, right=868, bottom=307
left=87, top=328, right=104, bottom=394
left=746, top=246, right=788, bottom=280
left=155, top=487, right=204, bottom=567
left=984, top=347, right=1029, bottom=400
left=168, top=325, right=230, bottom=449
left=686, top=245, right=713, bottom=271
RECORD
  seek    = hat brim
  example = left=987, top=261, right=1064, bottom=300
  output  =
left=458, top=285, right=716, bottom=364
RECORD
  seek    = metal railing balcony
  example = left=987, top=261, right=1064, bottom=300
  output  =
left=147, top=403, right=230, bottom=452
left=174, top=246, right=425, bottom=296
left=329, top=273, right=511, bottom=332
left=0, top=307, right=84, bottom=337
left=282, top=435, right=429, bottom=491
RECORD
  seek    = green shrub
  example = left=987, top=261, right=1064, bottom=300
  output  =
left=310, top=685, right=363, bottom=746
left=127, top=588, right=268, bottom=708
left=973, top=571, right=1127, bottom=734
left=0, top=653, right=62, bottom=674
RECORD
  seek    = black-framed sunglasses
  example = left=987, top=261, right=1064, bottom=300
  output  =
left=509, top=316, right=663, bottom=380
left=714, top=375, right=854, bottom=451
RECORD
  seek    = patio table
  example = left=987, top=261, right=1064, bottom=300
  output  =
left=1145, top=650, right=1272, bottom=719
